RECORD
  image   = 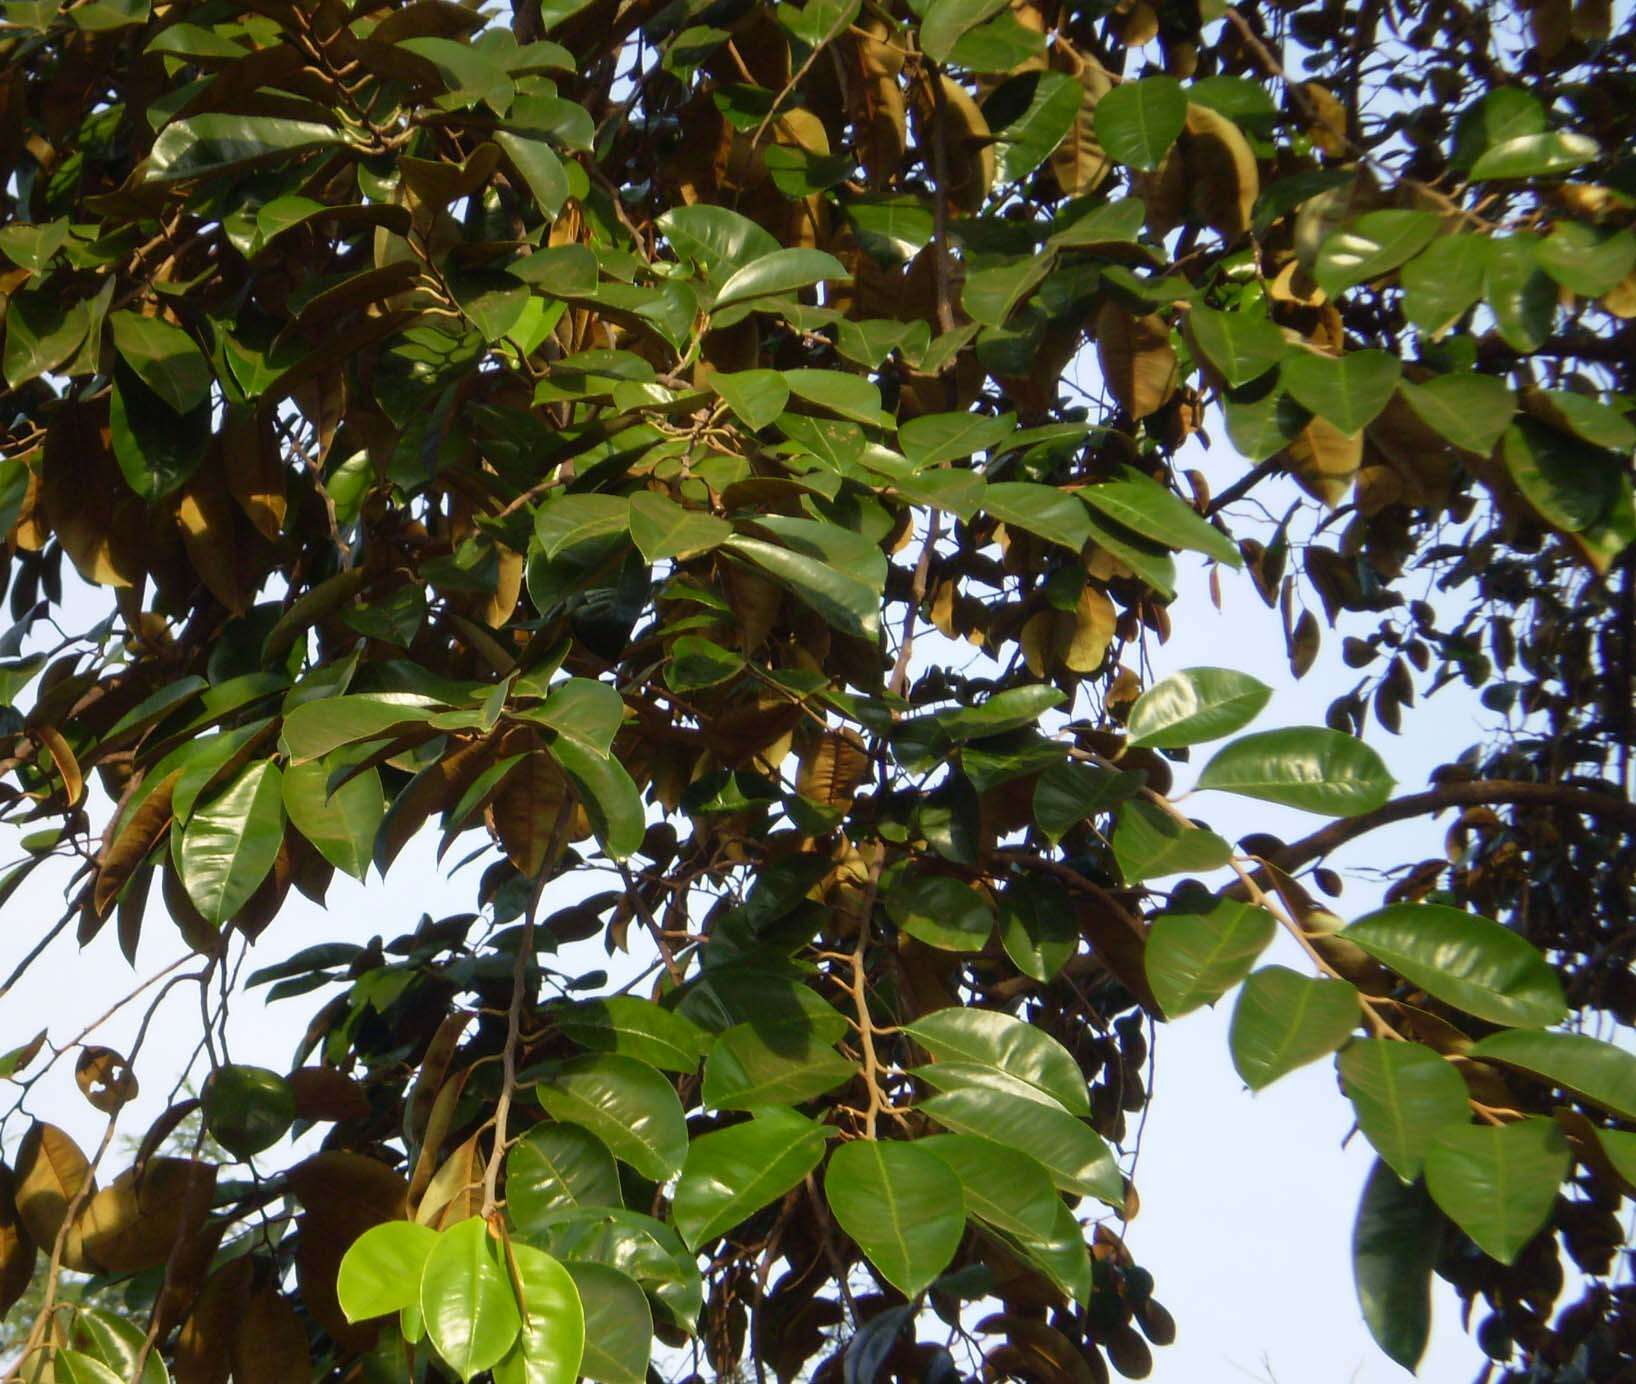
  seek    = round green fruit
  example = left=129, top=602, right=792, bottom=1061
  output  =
left=202, top=1064, right=296, bottom=1159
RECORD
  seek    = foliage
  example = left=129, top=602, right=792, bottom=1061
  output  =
left=0, top=0, right=1633, bottom=1380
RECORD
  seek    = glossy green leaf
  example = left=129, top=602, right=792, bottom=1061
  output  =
left=1031, top=761, right=1141, bottom=843
left=179, top=760, right=284, bottom=926
left=535, top=493, right=633, bottom=559
left=1126, top=667, right=1271, bottom=749
left=1536, top=223, right=1636, bottom=297
left=723, top=536, right=879, bottom=641
left=65, top=1308, right=168, bottom=1384
left=1397, top=374, right=1514, bottom=456
left=923, top=1135, right=1059, bottom=1241
left=627, top=492, right=730, bottom=565
left=339, top=1221, right=440, bottom=1321
left=1353, top=1158, right=1439, bottom=1372
left=714, top=249, right=846, bottom=309
left=1112, top=799, right=1232, bottom=883
left=710, top=369, right=788, bottom=430
left=556, top=997, right=707, bottom=1074
left=657, top=205, right=779, bottom=279
left=1279, top=350, right=1401, bottom=436
left=1079, top=505, right=1178, bottom=598
left=1185, top=305, right=1287, bottom=387
left=1485, top=234, right=1555, bottom=353
left=282, top=752, right=386, bottom=881
left=1537, top=389, right=1636, bottom=452
left=109, top=311, right=211, bottom=414
left=1230, top=966, right=1359, bottom=1090
left=823, top=1139, right=965, bottom=1297
left=1196, top=727, right=1395, bottom=816
left=564, top=1262, right=650, bottom=1384
left=988, top=71, right=1083, bottom=185
left=1338, top=1040, right=1472, bottom=1182
left=919, top=1083, right=1122, bottom=1203
left=663, top=636, right=743, bottom=693
left=672, top=1107, right=828, bottom=1250
left=962, top=257, right=1050, bottom=327
left=1007, top=1196, right=1093, bottom=1305
left=1093, top=76, right=1186, bottom=171
left=146, top=114, right=343, bottom=181
left=701, top=1020, right=855, bottom=1109
left=983, top=481, right=1093, bottom=551
left=1222, top=381, right=1309, bottom=461
left=1424, top=1117, right=1569, bottom=1264
left=52, top=1352, right=123, bottom=1384
left=905, top=1008, right=1088, bottom=1114
left=1080, top=467, right=1240, bottom=566
left=997, top=875, right=1078, bottom=983
left=280, top=693, right=444, bottom=763
left=1145, top=897, right=1276, bottom=1018
left=1341, top=903, right=1567, bottom=1029
left=885, top=873, right=994, bottom=952
left=1401, top=234, right=1489, bottom=336
left=420, top=1217, right=523, bottom=1382
left=1451, top=88, right=1546, bottom=173
left=2, top=286, right=93, bottom=388
left=536, top=1055, right=688, bottom=1181
left=899, top=410, right=1015, bottom=467
left=110, top=360, right=209, bottom=499
left=496, top=131, right=569, bottom=219
left=1313, top=211, right=1441, bottom=298
left=1469, top=131, right=1600, bottom=181
left=547, top=736, right=644, bottom=860
left=1501, top=418, right=1618, bottom=533
left=491, top=1241, right=585, bottom=1384
left=1469, top=1029, right=1636, bottom=1122
left=918, top=0, right=1007, bottom=62
left=507, top=1123, right=623, bottom=1233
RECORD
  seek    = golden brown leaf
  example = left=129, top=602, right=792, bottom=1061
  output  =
left=76, top=1157, right=215, bottom=1275
left=286, top=1067, right=370, bottom=1124
left=1280, top=414, right=1364, bottom=508
left=487, top=748, right=570, bottom=878
left=74, top=1046, right=138, bottom=1114
left=1183, top=104, right=1260, bottom=239
left=222, top=408, right=287, bottom=543
left=0, top=1162, right=35, bottom=1319
left=175, top=1256, right=254, bottom=1384
left=796, top=730, right=870, bottom=810
left=1095, top=302, right=1178, bottom=420
left=231, top=1286, right=313, bottom=1384
left=14, top=1121, right=93, bottom=1254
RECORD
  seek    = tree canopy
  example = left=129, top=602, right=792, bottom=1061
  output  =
left=1, top=0, right=1634, bottom=1379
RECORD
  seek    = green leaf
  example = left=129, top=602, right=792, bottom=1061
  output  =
left=885, top=873, right=994, bottom=952
left=918, top=0, right=1008, bottom=63
left=1031, top=761, right=1140, bottom=844
left=962, top=258, right=1051, bottom=327
left=531, top=679, right=623, bottom=757
left=1229, top=966, right=1359, bottom=1090
left=282, top=752, right=386, bottom=881
left=1536, top=223, right=1636, bottom=297
left=1185, top=305, right=1287, bottom=388
left=987, top=71, right=1083, bottom=186
left=1079, top=505, right=1178, bottom=598
left=905, top=1008, right=1088, bottom=1114
left=823, top=1139, right=965, bottom=1297
left=1353, top=1159, right=1440, bottom=1373
left=2, top=285, right=93, bottom=388
left=492, top=1241, right=585, bottom=1384
left=109, top=311, right=211, bottom=414
left=1338, top=1040, right=1472, bottom=1182
left=496, top=131, right=569, bottom=219
left=982, top=481, right=1093, bottom=551
left=1223, top=381, right=1309, bottom=461
left=179, top=760, right=285, bottom=926
left=52, top=1352, right=123, bottom=1384
left=672, top=1108, right=828, bottom=1250
left=714, top=249, right=846, bottom=309
left=1313, top=211, right=1442, bottom=298
left=628, top=492, right=731, bottom=565
left=1397, top=374, right=1515, bottom=456
left=507, top=1124, right=623, bottom=1234
left=110, top=359, right=210, bottom=499
left=420, top=1217, right=523, bottom=1382
left=280, top=693, right=443, bottom=764
left=664, top=636, right=743, bottom=692
left=448, top=267, right=529, bottom=343
left=1451, top=88, right=1546, bottom=173
left=700, top=1021, right=855, bottom=1109
left=710, top=370, right=788, bottom=430
left=899, top=410, right=1016, bottom=467
left=1469, top=1029, right=1636, bottom=1122
left=1112, top=799, right=1232, bottom=883
left=919, top=1083, right=1122, bottom=1203
left=1050, top=197, right=1147, bottom=248
left=1341, top=903, right=1567, bottom=1029
left=564, top=1262, right=650, bottom=1384
left=783, top=368, right=884, bottom=424
left=1196, top=727, right=1395, bottom=816
left=1145, top=897, right=1276, bottom=1018
left=1424, top=1118, right=1569, bottom=1264
left=922, top=1134, right=1059, bottom=1241
left=1469, top=131, right=1600, bottom=181
left=1501, top=417, right=1618, bottom=533
left=1536, top=389, right=1636, bottom=452
left=1279, top=350, right=1401, bottom=436
left=146, top=114, right=344, bottom=182
left=722, top=536, right=879, bottom=641
left=547, top=736, right=644, bottom=860
left=557, top=997, right=709, bottom=1073
left=1401, top=234, right=1490, bottom=336
left=65, top=1308, right=168, bottom=1384
left=1485, top=234, right=1555, bottom=353
left=339, top=1221, right=440, bottom=1321
left=535, top=493, right=632, bottom=558
left=657, top=205, right=779, bottom=280
left=1080, top=467, right=1239, bottom=567
left=1126, top=667, right=1270, bottom=749
left=997, top=876, right=1079, bottom=983
left=1093, top=76, right=1186, bottom=172
left=536, top=1055, right=688, bottom=1181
